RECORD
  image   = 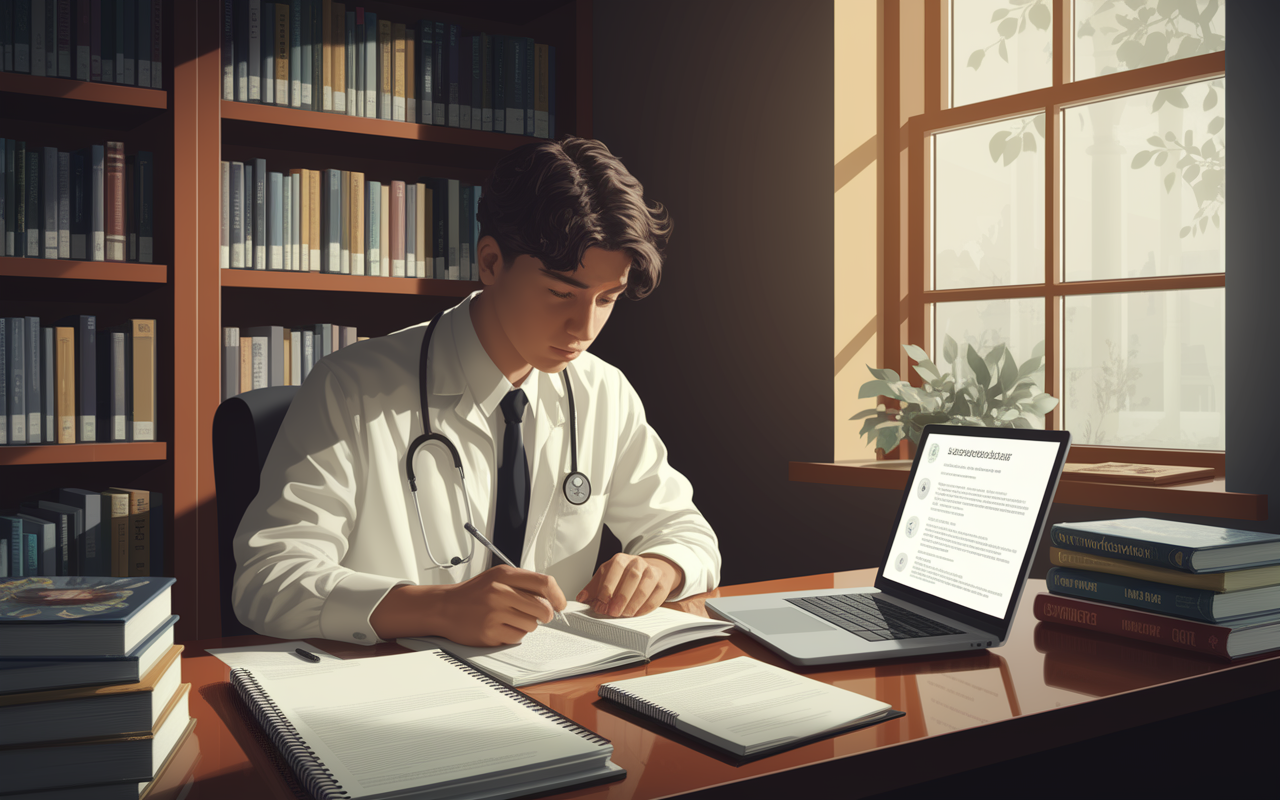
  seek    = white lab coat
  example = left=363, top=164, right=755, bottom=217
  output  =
left=232, top=292, right=721, bottom=644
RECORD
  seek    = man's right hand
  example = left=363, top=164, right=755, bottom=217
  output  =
left=370, top=565, right=567, bottom=647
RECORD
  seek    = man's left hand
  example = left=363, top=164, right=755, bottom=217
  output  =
left=577, top=554, right=684, bottom=617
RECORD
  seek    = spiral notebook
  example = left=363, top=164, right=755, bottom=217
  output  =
left=598, top=657, right=902, bottom=760
left=230, top=648, right=623, bottom=800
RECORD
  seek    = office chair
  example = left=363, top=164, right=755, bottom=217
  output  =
left=212, top=385, right=300, bottom=637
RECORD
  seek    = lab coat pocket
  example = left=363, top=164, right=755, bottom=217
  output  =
left=545, top=492, right=608, bottom=569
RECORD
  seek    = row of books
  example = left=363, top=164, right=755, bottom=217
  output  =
left=221, top=158, right=481, bottom=279
left=221, top=0, right=558, bottom=137
left=1, top=485, right=161, bottom=577
left=1032, top=517, right=1280, bottom=660
left=0, top=315, right=157, bottom=445
left=0, top=576, right=195, bottom=797
left=2, top=138, right=155, bottom=262
left=0, top=0, right=164, bottom=87
left=222, top=322, right=361, bottom=400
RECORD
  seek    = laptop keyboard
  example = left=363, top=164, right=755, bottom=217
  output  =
left=786, top=594, right=966, bottom=641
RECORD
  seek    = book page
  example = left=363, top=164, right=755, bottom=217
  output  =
left=602, top=657, right=891, bottom=753
left=407, top=625, right=637, bottom=682
left=239, top=649, right=607, bottom=799
left=549, top=602, right=730, bottom=655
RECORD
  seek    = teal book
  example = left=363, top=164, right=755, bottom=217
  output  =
left=1046, top=566, right=1280, bottom=624
left=0, top=614, right=177, bottom=695
left=1048, top=517, right=1280, bottom=574
left=0, top=576, right=175, bottom=657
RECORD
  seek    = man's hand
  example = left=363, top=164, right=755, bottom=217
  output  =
left=370, top=565, right=566, bottom=647
left=576, top=554, right=684, bottom=618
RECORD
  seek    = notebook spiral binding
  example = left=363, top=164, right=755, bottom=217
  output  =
left=432, top=650, right=612, bottom=747
left=598, top=684, right=679, bottom=729
left=230, top=667, right=352, bottom=800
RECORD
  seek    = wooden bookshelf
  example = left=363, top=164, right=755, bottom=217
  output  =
left=0, top=443, right=169, bottom=466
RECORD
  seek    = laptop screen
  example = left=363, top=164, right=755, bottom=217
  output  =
left=878, top=428, right=1068, bottom=622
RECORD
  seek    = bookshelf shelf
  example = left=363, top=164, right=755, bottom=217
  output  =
left=0, top=72, right=168, bottom=108
left=0, top=258, right=169, bottom=284
left=0, top=442, right=169, bottom=467
left=219, top=270, right=479, bottom=296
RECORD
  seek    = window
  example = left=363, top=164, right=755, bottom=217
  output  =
left=896, top=0, right=1225, bottom=464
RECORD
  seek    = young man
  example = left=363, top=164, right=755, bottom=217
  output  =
left=232, top=137, right=721, bottom=648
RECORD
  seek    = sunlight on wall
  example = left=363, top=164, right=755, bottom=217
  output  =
left=834, top=0, right=880, bottom=461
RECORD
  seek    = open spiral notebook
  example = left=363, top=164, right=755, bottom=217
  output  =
left=229, top=648, right=623, bottom=800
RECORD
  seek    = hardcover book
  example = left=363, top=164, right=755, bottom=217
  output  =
left=0, top=576, right=175, bottom=657
left=1047, top=566, right=1280, bottom=623
left=1048, top=547, right=1280, bottom=593
left=1049, top=517, right=1280, bottom=573
left=1061, top=462, right=1216, bottom=486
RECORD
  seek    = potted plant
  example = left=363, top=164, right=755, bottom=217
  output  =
left=853, top=336, right=1059, bottom=456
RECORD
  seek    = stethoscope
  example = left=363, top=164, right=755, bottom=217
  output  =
left=404, top=310, right=592, bottom=570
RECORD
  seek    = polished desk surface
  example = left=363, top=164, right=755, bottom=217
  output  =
left=171, top=570, right=1280, bottom=799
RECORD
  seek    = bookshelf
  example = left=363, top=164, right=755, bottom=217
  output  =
left=1, top=0, right=593, bottom=641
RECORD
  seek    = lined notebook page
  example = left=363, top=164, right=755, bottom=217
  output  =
left=600, top=657, right=892, bottom=754
left=236, top=648, right=607, bottom=799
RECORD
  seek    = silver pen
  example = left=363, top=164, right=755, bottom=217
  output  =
left=463, top=523, right=569, bottom=626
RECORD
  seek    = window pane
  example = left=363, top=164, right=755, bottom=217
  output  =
left=1063, top=79, right=1225, bottom=282
left=1074, top=0, right=1225, bottom=81
left=933, top=298, right=1049, bottom=429
left=952, top=0, right=1053, bottom=108
left=1063, top=289, right=1224, bottom=449
left=935, top=116, right=1046, bottom=290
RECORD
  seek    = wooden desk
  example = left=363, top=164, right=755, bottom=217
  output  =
left=170, top=570, right=1280, bottom=799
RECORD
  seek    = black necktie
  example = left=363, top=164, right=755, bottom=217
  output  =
left=493, top=389, right=530, bottom=566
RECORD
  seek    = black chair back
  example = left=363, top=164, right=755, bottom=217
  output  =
left=212, top=385, right=301, bottom=637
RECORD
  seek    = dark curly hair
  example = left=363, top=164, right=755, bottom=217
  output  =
left=476, top=136, right=672, bottom=299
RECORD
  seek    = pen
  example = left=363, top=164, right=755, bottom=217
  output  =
left=464, top=523, right=569, bottom=626
left=295, top=648, right=321, bottom=663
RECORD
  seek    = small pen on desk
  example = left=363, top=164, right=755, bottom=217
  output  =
left=464, top=523, right=570, bottom=626
left=295, top=648, right=321, bottom=663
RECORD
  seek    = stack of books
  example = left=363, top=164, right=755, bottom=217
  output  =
left=1033, top=517, right=1280, bottom=660
left=0, top=575, right=193, bottom=797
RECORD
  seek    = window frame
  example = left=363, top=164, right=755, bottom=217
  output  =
left=887, top=0, right=1226, bottom=471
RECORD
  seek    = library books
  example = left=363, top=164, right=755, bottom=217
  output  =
left=599, top=657, right=900, bottom=759
left=0, top=576, right=174, bottom=657
left=218, top=158, right=470, bottom=281
left=220, top=322, right=360, bottom=398
left=1046, top=566, right=1280, bottom=623
left=1048, top=548, right=1280, bottom=593
left=0, top=683, right=191, bottom=795
left=1048, top=517, right=1280, bottom=573
left=0, top=0, right=164, bottom=87
left=0, top=643, right=183, bottom=745
left=0, top=614, right=176, bottom=695
left=232, top=647, right=623, bottom=800
left=399, top=601, right=733, bottom=687
left=1033, top=593, right=1280, bottom=661
left=218, top=2, right=557, bottom=135
left=1060, top=462, right=1216, bottom=486
left=0, top=138, right=152, bottom=263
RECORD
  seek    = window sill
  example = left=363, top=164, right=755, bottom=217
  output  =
left=789, top=461, right=1267, bottom=521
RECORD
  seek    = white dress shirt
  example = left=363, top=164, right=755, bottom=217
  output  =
left=232, top=292, right=721, bottom=644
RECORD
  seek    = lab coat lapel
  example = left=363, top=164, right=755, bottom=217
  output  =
left=524, top=371, right=568, bottom=569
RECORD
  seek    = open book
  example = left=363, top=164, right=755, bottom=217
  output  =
left=599, top=657, right=902, bottom=759
left=399, top=601, right=733, bottom=686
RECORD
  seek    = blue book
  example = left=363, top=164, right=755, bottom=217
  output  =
left=446, top=23, right=459, bottom=127
left=363, top=11, right=377, bottom=118
left=137, top=150, right=153, bottom=263
left=21, top=502, right=77, bottom=577
left=0, top=614, right=178, bottom=695
left=418, top=20, right=433, bottom=123
left=1, top=517, right=22, bottom=577
left=322, top=168, right=340, bottom=272
left=431, top=20, right=445, bottom=125
left=299, top=0, right=311, bottom=110
left=262, top=2, right=275, bottom=104
left=41, top=326, right=53, bottom=443
left=24, top=316, right=40, bottom=444
left=138, top=0, right=153, bottom=88
left=69, top=148, right=87, bottom=259
left=5, top=317, right=26, bottom=444
left=14, top=0, right=30, bottom=74
left=25, top=148, right=39, bottom=258
left=1047, top=566, right=1280, bottom=624
left=366, top=180, right=380, bottom=275
left=253, top=157, right=267, bottom=269
left=122, top=0, right=136, bottom=85
left=0, top=576, right=176, bottom=656
left=15, top=514, right=56, bottom=576
left=1049, top=517, right=1280, bottom=573
left=42, top=146, right=57, bottom=258
left=60, top=488, right=109, bottom=577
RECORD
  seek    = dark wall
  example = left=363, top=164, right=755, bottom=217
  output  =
left=1225, top=1, right=1280, bottom=529
left=589, top=0, right=901, bottom=585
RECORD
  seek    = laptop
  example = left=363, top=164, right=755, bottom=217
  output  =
left=706, top=424, right=1071, bottom=665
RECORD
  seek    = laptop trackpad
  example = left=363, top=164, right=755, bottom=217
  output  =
left=735, top=608, right=836, bottom=635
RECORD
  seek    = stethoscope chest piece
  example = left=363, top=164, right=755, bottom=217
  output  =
left=564, top=471, right=591, bottom=505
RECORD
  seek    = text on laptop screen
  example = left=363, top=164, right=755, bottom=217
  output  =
left=887, top=432, right=1062, bottom=618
